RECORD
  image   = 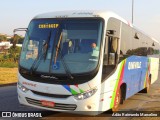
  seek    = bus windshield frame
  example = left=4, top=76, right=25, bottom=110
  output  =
left=19, top=18, right=104, bottom=82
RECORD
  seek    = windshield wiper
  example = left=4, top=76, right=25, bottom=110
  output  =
left=53, top=31, right=74, bottom=80
left=56, top=44, right=74, bottom=80
left=29, top=31, right=52, bottom=74
left=43, top=31, right=51, bottom=61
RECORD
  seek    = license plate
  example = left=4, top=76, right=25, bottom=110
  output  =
left=41, top=100, right=55, bottom=108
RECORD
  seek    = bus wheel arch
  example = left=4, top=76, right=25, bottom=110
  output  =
left=140, top=74, right=151, bottom=93
left=112, top=83, right=126, bottom=111
left=120, top=83, right=127, bottom=104
left=145, top=73, right=151, bottom=93
left=149, top=74, right=152, bottom=84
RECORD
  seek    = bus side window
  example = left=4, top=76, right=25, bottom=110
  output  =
left=102, top=35, right=119, bottom=79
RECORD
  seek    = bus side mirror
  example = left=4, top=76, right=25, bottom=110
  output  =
left=103, top=53, right=116, bottom=65
left=109, top=53, right=116, bottom=65
left=108, top=36, right=118, bottom=65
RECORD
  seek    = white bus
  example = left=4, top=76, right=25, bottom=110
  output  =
left=17, top=10, right=160, bottom=115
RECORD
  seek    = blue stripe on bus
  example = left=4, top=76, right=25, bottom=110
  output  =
left=123, top=56, right=149, bottom=98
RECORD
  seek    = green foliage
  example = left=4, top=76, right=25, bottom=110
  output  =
left=0, top=34, right=23, bottom=68
left=8, top=46, right=21, bottom=54
left=0, top=35, right=7, bottom=42
left=0, top=46, right=21, bottom=68
left=8, top=46, right=21, bottom=62
left=9, top=34, right=24, bottom=44
left=17, top=37, right=24, bottom=44
left=0, top=61, right=18, bottom=68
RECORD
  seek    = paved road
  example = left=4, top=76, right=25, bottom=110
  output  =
left=0, top=85, right=57, bottom=119
left=0, top=73, right=160, bottom=119
left=0, top=85, right=42, bottom=111
left=42, top=76, right=160, bottom=119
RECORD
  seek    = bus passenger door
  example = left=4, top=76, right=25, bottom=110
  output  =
left=102, top=30, right=119, bottom=80
left=102, top=18, right=121, bottom=80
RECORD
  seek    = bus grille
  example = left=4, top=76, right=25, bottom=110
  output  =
left=25, top=97, right=77, bottom=111
left=31, top=90, right=71, bottom=98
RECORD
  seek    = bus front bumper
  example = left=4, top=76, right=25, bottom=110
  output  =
left=17, top=83, right=102, bottom=115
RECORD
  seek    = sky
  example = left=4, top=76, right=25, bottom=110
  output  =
left=1, top=0, right=160, bottom=41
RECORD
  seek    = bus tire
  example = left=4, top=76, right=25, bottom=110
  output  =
left=140, top=75, right=151, bottom=93
left=112, top=88, right=121, bottom=112
left=120, top=83, right=126, bottom=104
left=145, top=76, right=151, bottom=93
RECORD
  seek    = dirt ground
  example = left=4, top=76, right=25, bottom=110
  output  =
left=0, top=67, right=18, bottom=84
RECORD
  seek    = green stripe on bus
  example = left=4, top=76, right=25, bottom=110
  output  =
left=110, top=60, right=125, bottom=108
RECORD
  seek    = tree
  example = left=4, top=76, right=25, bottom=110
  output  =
left=18, top=37, right=24, bottom=44
left=8, top=46, right=21, bottom=62
left=12, top=34, right=19, bottom=48
left=9, top=34, right=24, bottom=45
left=0, top=35, right=7, bottom=42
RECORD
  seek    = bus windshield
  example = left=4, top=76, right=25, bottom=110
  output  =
left=19, top=19, right=103, bottom=74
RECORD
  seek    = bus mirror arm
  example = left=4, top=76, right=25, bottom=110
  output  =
left=13, top=28, right=28, bottom=37
left=13, top=28, right=29, bottom=44
left=13, top=28, right=28, bottom=34
left=103, top=54, right=108, bottom=66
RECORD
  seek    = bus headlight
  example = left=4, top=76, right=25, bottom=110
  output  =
left=74, top=88, right=97, bottom=100
left=17, top=82, right=29, bottom=93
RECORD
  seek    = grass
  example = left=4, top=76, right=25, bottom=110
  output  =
left=0, top=61, right=18, bottom=68
left=0, top=67, right=18, bottom=85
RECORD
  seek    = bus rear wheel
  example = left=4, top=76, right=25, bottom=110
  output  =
left=112, top=89, right=121, bottom=111
left=145, top=76, right=151, bottom=93
left=141, top=76, right=151, bottom=93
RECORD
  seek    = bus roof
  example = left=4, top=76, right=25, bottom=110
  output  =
left=34, top=10, right=159, bottom=44
left=34, top=10, right=128, bottom=23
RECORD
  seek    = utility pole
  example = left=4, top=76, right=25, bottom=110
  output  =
left=132, top=0, right=134, bottom=24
